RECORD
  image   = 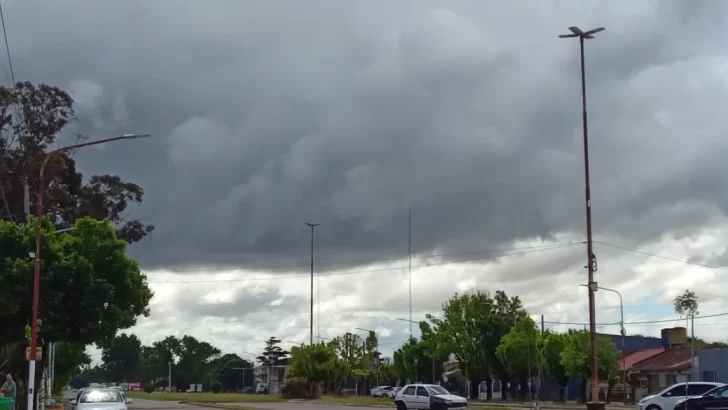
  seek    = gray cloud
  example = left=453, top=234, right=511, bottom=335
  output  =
left=7, top=0, right=728, bottom=272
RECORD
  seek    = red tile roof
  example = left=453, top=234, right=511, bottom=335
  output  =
left=631, top=347, right=721, bottom=372
left=620, top=348, right=666, bottom=371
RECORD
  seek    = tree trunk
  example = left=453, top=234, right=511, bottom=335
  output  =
left=558, top=378, right=568, bottom=402
left=519, top=377, right=529, bottom=400
left=469, top=379, right=482, bottom=400
left=485, top=378, right=492, bottom=400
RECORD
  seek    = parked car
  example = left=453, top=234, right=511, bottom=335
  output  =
left=70, top=389, right=132, bottom=410
left=255, top=383, right=269, bottom=394
left=371, top=386, right=392, bottom=397
left=638, top=382, right=724, bottom=410
left=394, top=384, right=466, bottom=410
left=389, top=387, right=402, bottom=399
left=673, top=384, right=728, bottom=410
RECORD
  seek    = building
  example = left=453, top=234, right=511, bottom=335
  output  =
left=253, top=358, right=290, bottom=394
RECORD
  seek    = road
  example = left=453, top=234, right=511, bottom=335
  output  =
left=128, top=397, right=386, bottom=410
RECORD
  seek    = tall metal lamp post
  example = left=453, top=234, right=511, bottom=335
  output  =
left=305, top=223, right=321, bottom=346
left=559, top=25, right=605, bottom=409
left=354, top=327, right=380, bottom=386
left=27, top=134, right=150, bottom=410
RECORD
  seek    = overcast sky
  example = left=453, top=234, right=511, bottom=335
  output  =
left=6, top=0, right=728, bottom=363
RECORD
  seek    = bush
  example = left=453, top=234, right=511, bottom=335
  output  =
left=210, top=382, right=222, bottom=393
left=280, top=377, right=319, bottom=399
left=143, top=384, right=155, bottom=394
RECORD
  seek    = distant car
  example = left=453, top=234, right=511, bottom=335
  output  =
left=638, top=382, right=723, bottom=410
left=70, top=389, right=132, bottom=410
left=674, top=384, right=728, bottom=410
left=371, top=386, right=392, bottom=397
left=394, top=384, right=467, bottom=410
left=255, top=383, right=269, bottom=394
left=388, top=387, right=402, bottom=399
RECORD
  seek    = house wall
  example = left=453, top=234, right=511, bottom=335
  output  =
left=698, top=348, right=728, bottom=383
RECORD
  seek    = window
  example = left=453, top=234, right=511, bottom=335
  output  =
left=80, top=391, right=122, bottom=403
left=703, top=372, right=717, bottom=382
left=687, top=384, right=715, bottom=395
left=665, top=385, right=687, bottom=397
left=416, top=387, right=429, bottom=396
left=427, top=386, right=450, bottom=395
left=403, top=386, right=415, bottom=395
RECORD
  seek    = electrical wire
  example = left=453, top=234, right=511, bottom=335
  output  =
left=595, top=241, right=728, bottom=271
left=147, top=242, right=582, bottom=284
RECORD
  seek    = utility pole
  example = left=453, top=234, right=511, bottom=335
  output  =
left=168, top=361, right=172, bottom=392
left=559, top=26, right=606, bottom=408
left=408, top=208, right=412, bottom=337
left=305, top=223, right=321, bottom=346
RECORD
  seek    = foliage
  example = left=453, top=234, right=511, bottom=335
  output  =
left=392, top=337, right=440, bottom=384
left=257, top=337, right=289, bottom=366
left=210, top=381, right=222, bottom=393
left=209, top=353, right=253, bottom=392
left=101, top=333, right=143, bottom=383
left=539, top=331, right=569, bottom=401
left=0, top=217, right=153, bottom=348
left=143, top=384, right=154, bottom=394
left=280, top=376, right=318, bottom=399
left=0, top=81, right=154, bottom=243
left=560, top=329, right=620, bottom=382
left=496, top=317, right=539, bottom=377
left=674, top=290, right=699, bottom=318
left=52, top=342, right=91, bottom=394
left=425, top=290, right=526, bottom=399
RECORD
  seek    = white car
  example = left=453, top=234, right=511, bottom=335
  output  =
left=638, top=382, right=723, bottom=410
left=371, top=386, right=392, bottom=397
left=394, top=384, right=467, bottom=410
left=389, top=387, right=402, bottom=399
left=70, top=389, right=132, bottom=410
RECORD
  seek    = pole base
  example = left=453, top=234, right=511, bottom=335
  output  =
left=586, top=401, right=606, bottom=410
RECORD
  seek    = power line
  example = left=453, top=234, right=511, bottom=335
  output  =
left=155, top=242, right=583, bottom=275
left=147, top=242, right=582, bottom=284
left=544, top=311, right=728, bottom=327
left=595, top=241, right=728, bottom=271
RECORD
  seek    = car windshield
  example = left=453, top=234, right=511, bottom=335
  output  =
left=706, top=386, right=728, bottom=396
left=427, top=386, right=450, bottom=395
left=80, top=390, right=122, bottom=403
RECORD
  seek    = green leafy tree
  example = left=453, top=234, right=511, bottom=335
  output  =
left=101, top=333, right=143, bottom=383
left=560, top=329, right=620, bottom=402
left=0, top=81, right=154, bottom=243
left=392, top=338, right=439, bottom=385
left=175, top=335, right=221, bottom=388
left=52, top=342, right=91, bottom=394
left=496, top=317, right=538, bottom=379
left=426, top=290, right=525, bottom=400
left=209, top=353, right=253, bottom=392
left=0, top=217, right=152, bottom=405
left=539, top=331, right=569, bottom=401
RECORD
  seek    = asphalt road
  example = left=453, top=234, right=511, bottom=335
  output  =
left=128, top=397, right=386, bottom=410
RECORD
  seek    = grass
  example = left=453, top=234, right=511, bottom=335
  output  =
left=124, top=391, right=283, bottom=403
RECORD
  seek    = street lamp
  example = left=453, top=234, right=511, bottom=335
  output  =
left=559, top=25, right=605, bottom=407
left=27, top=133, right=150, bottom=410
left=305, top=222, right=321, bottom=346
left=581, top=284, right=626, bottom=404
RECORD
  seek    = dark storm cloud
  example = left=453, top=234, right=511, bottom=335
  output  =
left=6, top=0, right=728, bottom=271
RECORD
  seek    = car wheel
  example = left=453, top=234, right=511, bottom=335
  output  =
left=646, top=405, right=661, bottom=410
left=395, top=401, right=407, bottom=410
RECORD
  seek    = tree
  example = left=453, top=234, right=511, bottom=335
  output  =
left=52, top=342, right=91, bottom=394
left=539, top=331, right=569, bottom=401
left=175, top=335, right=221, bottom=388
left=0, top=82, right=154, bottom=243
left=0, top=217, right=152, bottom=405
left=101, top=334, right=143, bottom=383
left=392, top=338, right=438, bottom=385
left=560, top=330, right=620, bottom=402
left=210, top=354, right=253, bottom=392
left=675, top=289, right=699, bottom=382
left=496, top=317, right=538, bottom=380
left=426, top=290, right=525, bottom=400
left=257, top=337, right=289, bottom=366
left=287, top=343, right=348, bottom=398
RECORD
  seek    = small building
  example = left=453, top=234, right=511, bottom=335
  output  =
left=697, top=347, right=728, bottom=383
